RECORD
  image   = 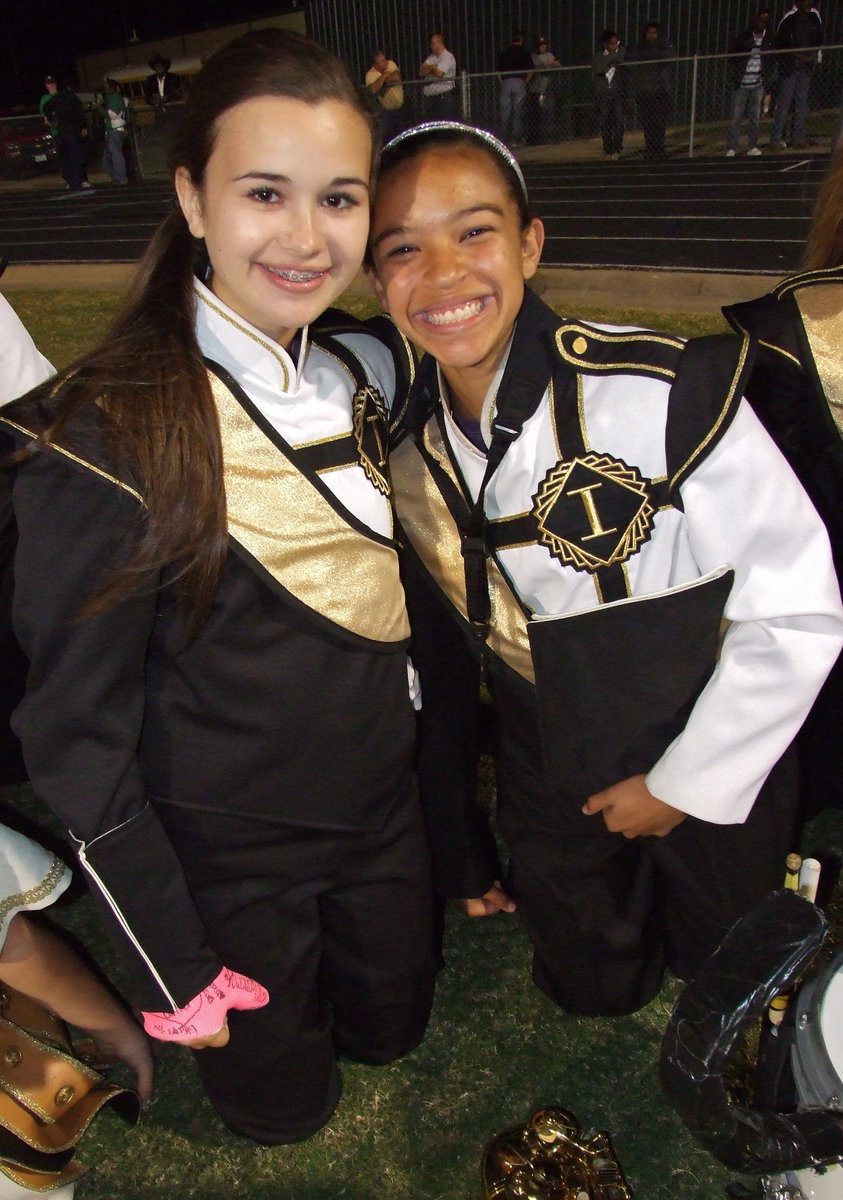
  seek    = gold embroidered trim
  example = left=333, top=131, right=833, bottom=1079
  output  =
left=775, top=265, right=843, bottom=298
left=533, top=454, right=655, bottom=573
left=197, top=290, right=291, bottom=391
left=0, top=856, right=67, bottom=932
left=668, top=332, right=750, bottom=491
left=384, top=330, right=417, bottom=433
left=759, top=338, right=801, bottom=368
left=211, top=372, right=409, bottom=643
left=0, top=417, right=145, bottom=507
left=556, top=324, right=681, bottom=379
left=726, top=312, right=801, bottom=369
left=295, top=430, right=351, bottom=450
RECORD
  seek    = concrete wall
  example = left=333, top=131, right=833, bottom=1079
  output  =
left=74, top=10, right=307, bottom=93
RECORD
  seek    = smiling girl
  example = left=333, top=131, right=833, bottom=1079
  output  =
left=370, top=122, right=843, bottom=1017
left=0, top=32, right=436, bottom=1143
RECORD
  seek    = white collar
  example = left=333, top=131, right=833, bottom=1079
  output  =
left=437, top=331, right=515, bottom=453
left=193, top=277, right=310, bottom=398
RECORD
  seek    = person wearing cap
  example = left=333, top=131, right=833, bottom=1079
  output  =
left=39, top=76, right=58, bottom=139
left=99, top=78, right=128, bottom=185
left=143, top=54, right=182, bottom=113
left=42, top=77, right=91, bottom=193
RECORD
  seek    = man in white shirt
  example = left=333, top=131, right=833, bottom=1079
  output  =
left=419, top=32, right=457, bottom=118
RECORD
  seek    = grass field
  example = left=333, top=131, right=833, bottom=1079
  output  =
left=3, top=288, right=730, bottom=374
left=0, top=289, right=831, bottom=1200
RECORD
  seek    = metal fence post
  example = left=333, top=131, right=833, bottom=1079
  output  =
left=460, top=70, right=471, bottom=122
left=688, top=54, right=699, bottom=158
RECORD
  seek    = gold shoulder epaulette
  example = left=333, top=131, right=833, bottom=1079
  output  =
left=555, top=321, right=683, bottom=381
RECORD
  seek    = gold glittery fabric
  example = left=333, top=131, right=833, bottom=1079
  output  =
left=210, top=373, right=409, bottom=644
left=797, top=285, right=843, bottom=437
left=391, top=419, right=535, bottom=683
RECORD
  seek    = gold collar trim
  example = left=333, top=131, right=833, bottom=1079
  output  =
left=196, top=286, right=293, bottom=393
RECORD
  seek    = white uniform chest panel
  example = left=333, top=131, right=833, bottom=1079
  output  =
left=444, top=376, right=703, bottom=616
left=579, top=372, right=670, bottom=479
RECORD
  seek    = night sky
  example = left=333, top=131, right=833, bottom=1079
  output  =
left=1, top=0, right=280, bottom=107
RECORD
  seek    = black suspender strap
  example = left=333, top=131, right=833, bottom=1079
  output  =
left=452, top=289, right=564, bottom=639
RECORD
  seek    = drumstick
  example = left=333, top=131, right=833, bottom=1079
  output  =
left=768, top=852, right=803, bottom=1031
left=798, top=858, right=821, bottom=904
left=785, top=852, right=802, bottom=892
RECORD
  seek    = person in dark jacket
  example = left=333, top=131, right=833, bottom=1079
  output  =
left=592, top=29, right=626, bottom=159
left=496, top=30, right=533, bottom=144
left=42, top=78, right=90, bottom=192
left=772, top=0, right=822, bottom=149
left=628, top=22, right=674, bottom=159
left=142, top=53, right=183, bottom=114
left=726, top=9, right=774, bottom=157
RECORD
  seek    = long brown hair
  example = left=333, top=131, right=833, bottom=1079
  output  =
left=15, top=29, right=376, bottom=629
left=803, top=142, right=843, bottom=271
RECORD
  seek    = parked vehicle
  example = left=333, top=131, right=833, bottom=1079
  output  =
left=0, top=114, right=59, bottom=178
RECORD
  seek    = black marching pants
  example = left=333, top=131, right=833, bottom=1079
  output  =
left=156, top=787, right=437, bottom=1143
left=496, top=748, right=797, bottom=1017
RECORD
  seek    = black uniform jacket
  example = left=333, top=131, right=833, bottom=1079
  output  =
left=391, top=291, right=752, bottom=898
left=0, top=320, right=415, bottom=1010
left=724, top=266, right=843, bottom=578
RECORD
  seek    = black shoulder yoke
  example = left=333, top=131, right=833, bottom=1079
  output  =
left=724, top=268, right=843, bottom=369
left=555, top=320, right=684, bottom=382
left=773, top=264, right=843, bottom=300
left=309, top=308, right=418, bottom=433
left=666, top=331, right=752, bottom=497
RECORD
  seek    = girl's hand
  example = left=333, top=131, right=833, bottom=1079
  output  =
left=454, top=881, right=517, bottom=918
left=84, top=1015, right=155, bottom=1101
left=582, top=774, right=686, bottom=838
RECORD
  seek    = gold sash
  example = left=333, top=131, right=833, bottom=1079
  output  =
left=211, top=373, right=409, bottom=645
left=797, top=284, right=843, bottom=438
left=391, top=418, right=535, bottom=682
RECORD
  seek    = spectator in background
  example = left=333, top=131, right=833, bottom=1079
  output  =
left=142, top=53, right=182, bottom=115
left=496, top=30, right=533, bottom=146
left=42, top=77, right=91, bottom=194
left=628, top=21, right=674, bottom=160
left=39, top=75, right=58, bottom=140
left=366, top=49, right=404, bottom=141
left=99, top=77, right=128, bottom=185
left=726, top=9, right=774, bottom=157
left=526, top=34, right=558, bottom=144
left=419, top=32, right=457, bottom=118
left=593, top=29, right=626, bottom=160
left=772, top=0, right=822, bottom=149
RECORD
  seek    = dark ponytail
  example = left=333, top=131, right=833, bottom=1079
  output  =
left=14, top=29, right=374, bottom=630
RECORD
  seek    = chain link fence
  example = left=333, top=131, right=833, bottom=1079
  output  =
left=3, top=46, right=840, bottom=183
left=368, top=44, right=843, bottom=162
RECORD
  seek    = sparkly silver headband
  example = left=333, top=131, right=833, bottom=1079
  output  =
left=381, top=121, right=529, bottom=205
